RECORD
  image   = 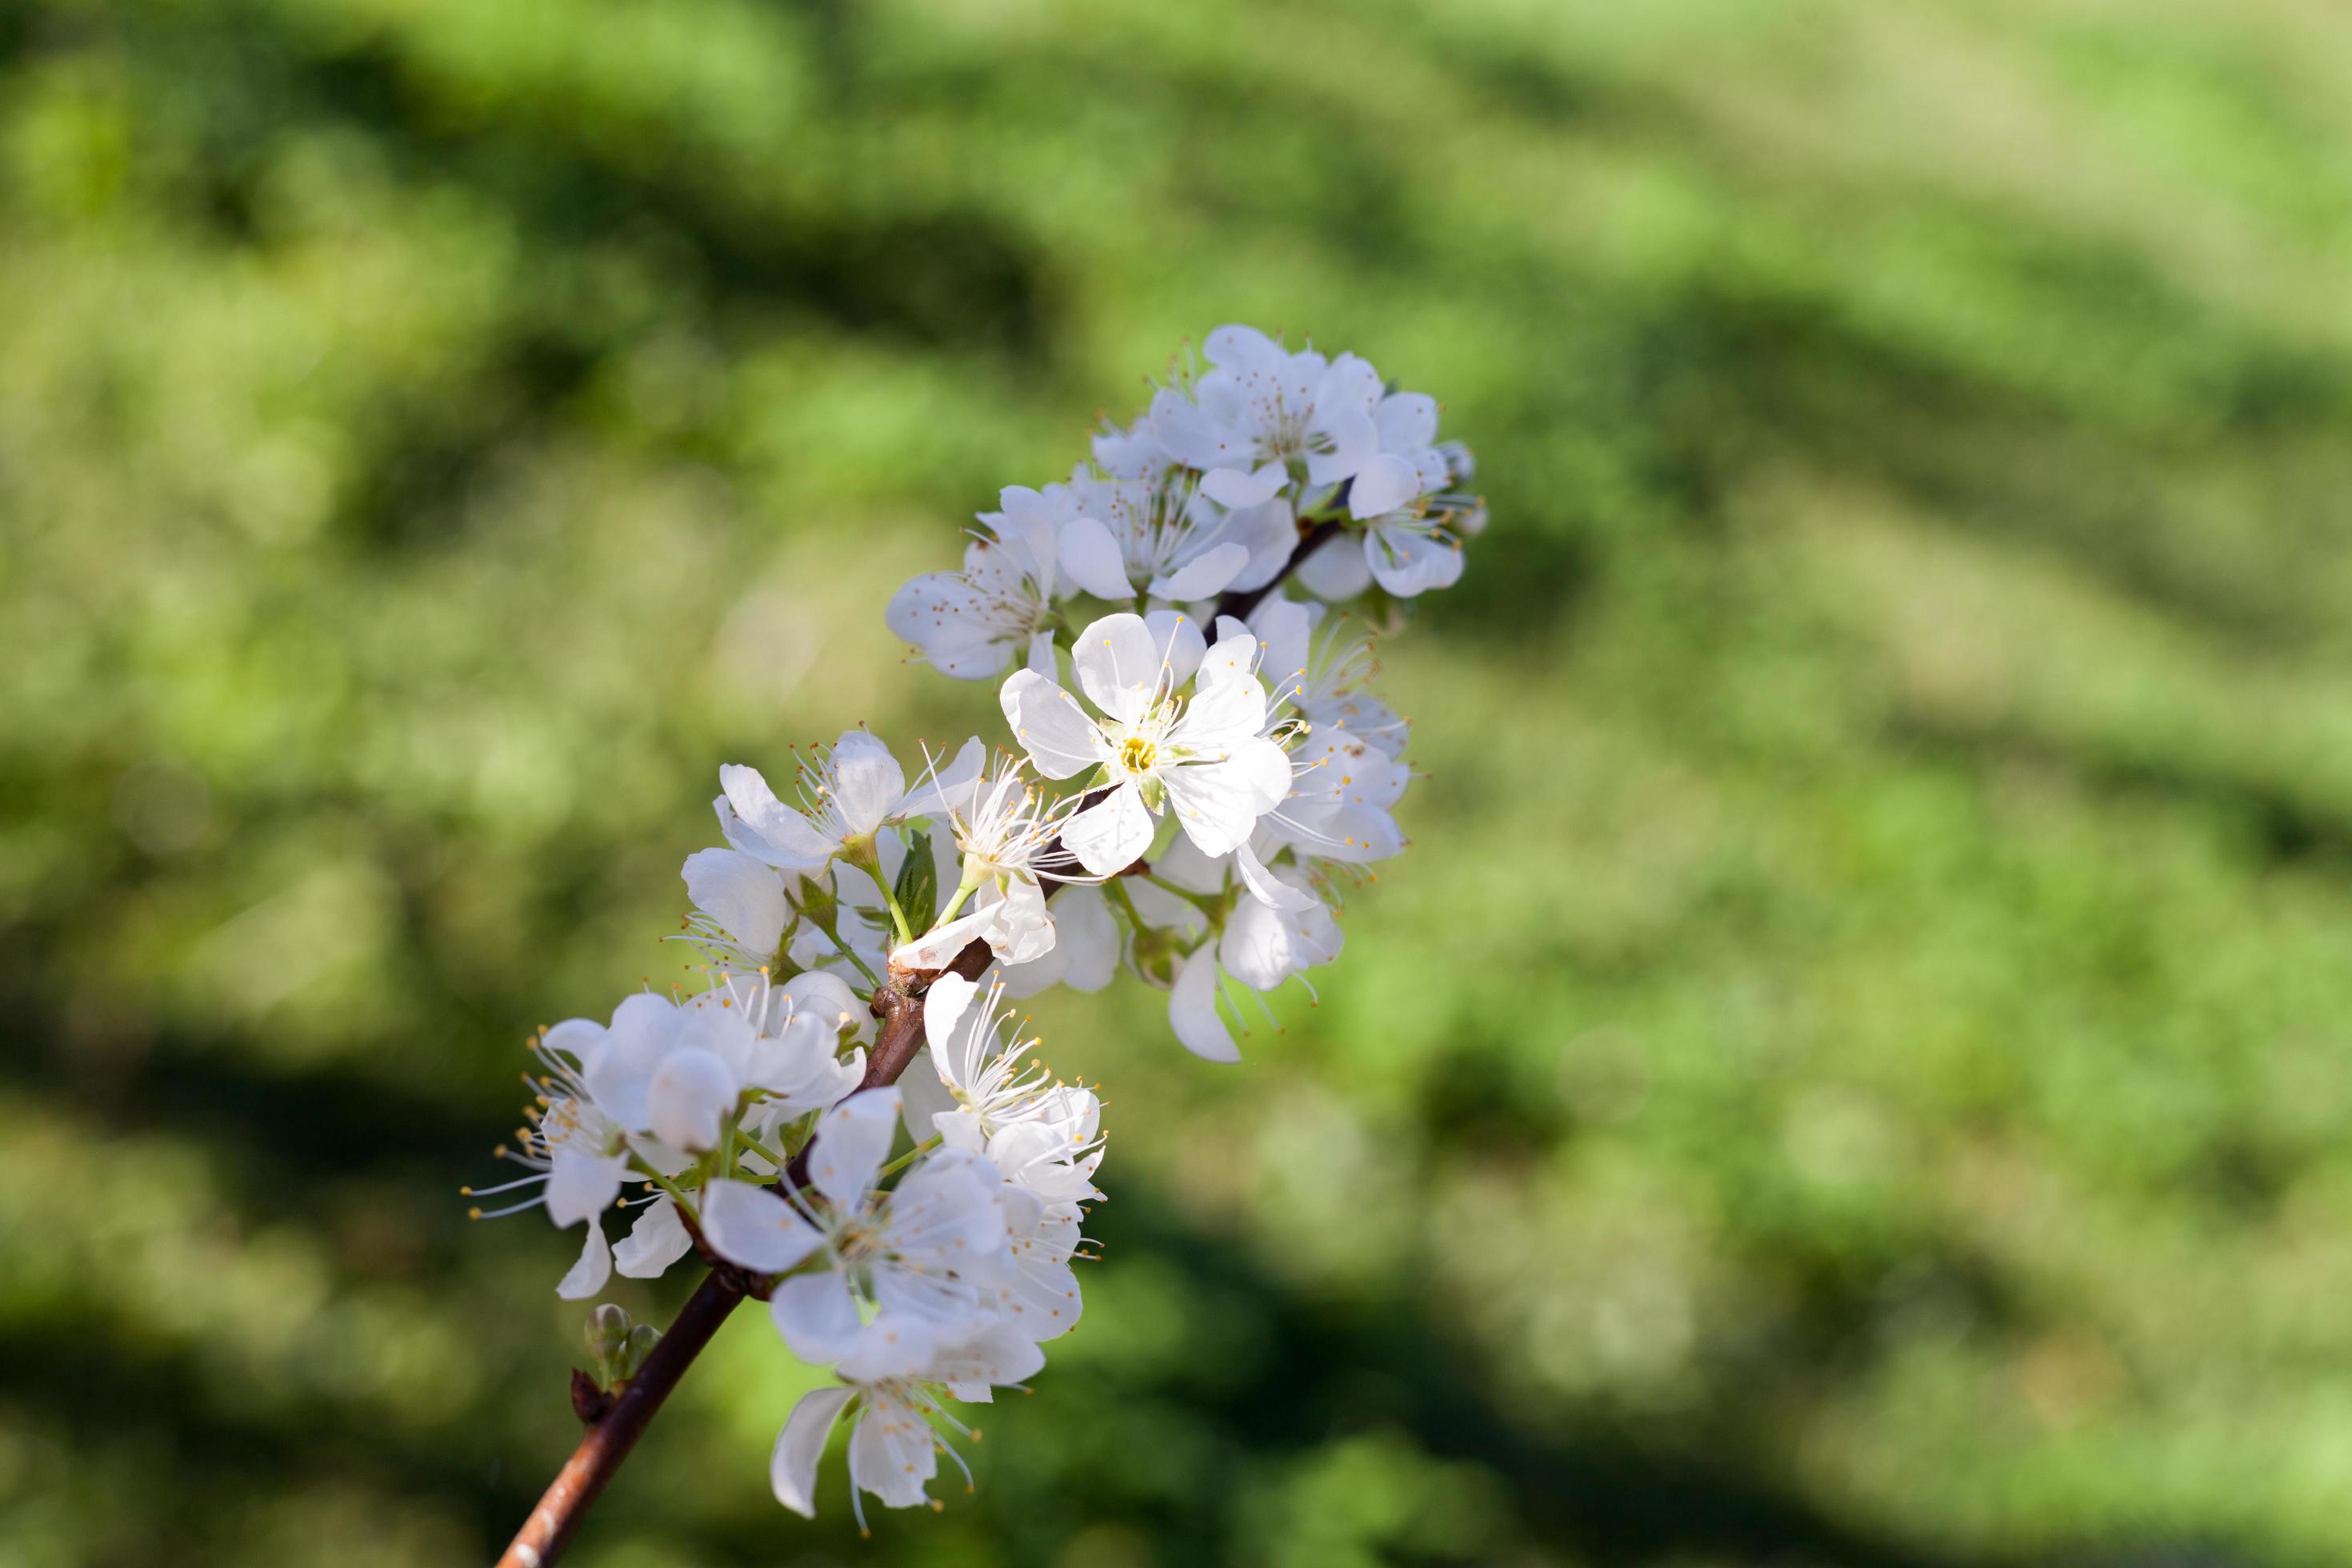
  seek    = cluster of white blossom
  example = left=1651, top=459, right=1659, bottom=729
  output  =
left=474, top=326, right=1475, bottom=1535
left=889, top=322, right=1469, bottom=1057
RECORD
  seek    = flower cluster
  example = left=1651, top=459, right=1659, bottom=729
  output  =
left=474, top=326, right=1476, bottom=1536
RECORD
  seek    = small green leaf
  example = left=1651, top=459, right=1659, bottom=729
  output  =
left=894, top=827, right=938, bottom=934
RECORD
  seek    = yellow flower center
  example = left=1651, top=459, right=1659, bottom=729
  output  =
left=1118, top=734, right=1158, bottom=774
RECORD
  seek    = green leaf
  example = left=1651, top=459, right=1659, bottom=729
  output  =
left=893, top=827, right=938, bottom=934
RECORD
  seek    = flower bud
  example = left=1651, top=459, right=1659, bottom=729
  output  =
left=584, top=1303, right=634, bottom=1386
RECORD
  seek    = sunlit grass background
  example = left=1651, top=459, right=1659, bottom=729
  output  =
left=9, top=1, right=2352, bottom=1562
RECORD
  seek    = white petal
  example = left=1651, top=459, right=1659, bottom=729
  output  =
left=782, top=970, right=870, bottom=1044
left=1204, top=322, right=1286, bottom=372
left=1070, top=612, right=1163, bottom=726
left=1142, top=608, right=1207, bottom=689
left=849, top=1394, right=937, bottom=1509
left=889, top=902, right=997, bottom=971
left=646, top=1046, right=738, bottom=1154
left=1062, top=782, right=1154, bottom=877
left=836, top=1314, right=940, bottom=1382
left=770, top=1271, right=866, bottom=1364
left=1198, top=463, right=1284, bottom=510
left=615, top=1195, right=694, bottom=1278
left=1146, top=386, right=1243, bottom=472
left=1347, top=452, right=1424, bottom=520
left=556, top=1216, right=612, bottom=1299
left=828, top=730, right=906, bottom=836
left=1221, top=498, right=1302, bottom=593
left=699, top=1178, right=822, bottom=1273
left=922, top=973, right=979, bottom=1068
left=898, top=1046, right=958, bottom=1141
left=807, top=1088, right=902, bottom=1208
left=1148, top=542, right=1250, bottom=602
left=772, top=1386, right=853, bottom=1518
left=1318, top=351, right=1384, bottom=414
left=1193, top=630, right=1262, bottom=693
left=580, top=992, right=678, bottom=1133
left=1367, top=525, right=1465, bottom=597
left=886, top=574, right=1017, bottom=682
left=1164, top=751, right=1283, bottom=859
left=1169, top=951, right=1241, bottom=1062
left=1375, top=391, right=1439, bottom=452
left=546, top=1150, right=630, bottom=1228
left=1002, top=884, right=1113, bottom=998
left=1058, top=515, right=1136, bottom=600
left=1246, top=598, right=1314, bottom=700
left=718, top=764, right=834, bottom=869
left=931, top=1318, right=1049, bottom=1382
left=1235, top=840, right=1318, bottom=912
left=985, top=877, right=1057, bottom=965
left=1219, top=893, right=1304, bottom=991
left=999, top=669, right=1107, bottom=780
left=681, top=848, right=787, bottom=958
left=1231, top=734, right=1295, bottom=810
left=1306, top=405, right=1377, bottom=486
left=1026, top=627, right=1058, bottom=677
left=896, top=736, right=986, bottom=821
left=1296, top=530, right=1375, bottom=599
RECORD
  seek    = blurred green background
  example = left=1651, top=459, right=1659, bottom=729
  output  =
left=8, top=0, right=2352, bottom=1563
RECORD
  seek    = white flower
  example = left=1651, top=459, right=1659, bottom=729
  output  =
left=547, top=980, right=866, bottom=1160
left=891, top=742, right=1078, bottom=971
left=885, top=486, right=1082, bottom=680
left=1293, top=393, right=1473, bottom=601
left=1149, top=843, right=1342, bottom=1063
left=994, top=1185, right=1089, bottom=1341
left=718, top=730, right=942, bottom=874
left=463, top=1022, right=667, bottom=1295
left=757, top=1090, right=1013, bottom=1368
left=1054, top=452, right=1294, bottom=605
left=1146, top=325, right=1381, bottom=495
left=770, top=1314, right=1042, bottom=1526
left=998, top=611, right=1291, bottom=877
left=1239, top=597, right=1407, bottom=754
left=1346, top=452, right=1465, bottom=598
left=914, top=974, right=1103, bottom=1203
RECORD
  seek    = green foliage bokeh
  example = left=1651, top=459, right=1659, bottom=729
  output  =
left=6, top=2, right=2352, bottom=1564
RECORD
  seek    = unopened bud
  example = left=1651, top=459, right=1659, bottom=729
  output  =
left=585, top=1303, right=634, bottom=1368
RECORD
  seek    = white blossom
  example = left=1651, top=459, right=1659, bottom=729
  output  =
left=770, top=1314, right=1042, bottom=1528
left=1145, top=324, right=1382, bottom=495
left=914, top=974, right=1103, bottom=1203
left=891, top=741, right=1078, bottom=971
left=1054, top=450, right=1294, bottom=605
left=885, top=486, right=1084, bottom=680
left=757, top=1090, right=1014, bottom=1369
left=999, top=611, right=1290, bottom=877
left=718, top=730, right=950, bottom=874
